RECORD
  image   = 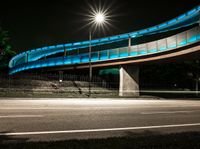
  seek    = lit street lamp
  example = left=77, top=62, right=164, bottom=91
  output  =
left=88, top=12, right=106, bottom=97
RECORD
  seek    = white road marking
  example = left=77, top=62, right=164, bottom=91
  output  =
left=0, top=115, right=44, bottom=118
left=1, top=123, right=200, bottom=136
left=140, top=110, right=197, bottom=115
left=0, top=105, right=200, bottom=110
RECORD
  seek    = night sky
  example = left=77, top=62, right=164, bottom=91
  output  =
left=0, top=0, right=199, bottom=52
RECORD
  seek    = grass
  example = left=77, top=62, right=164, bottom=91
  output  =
left=0, top=91, right=119, bottom=98
left=1, top=132, right=200, bottom=149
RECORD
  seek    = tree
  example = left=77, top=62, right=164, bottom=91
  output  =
left=0, top=27, right=16, bottom=71
left=184, top=60, right=200, bottom=95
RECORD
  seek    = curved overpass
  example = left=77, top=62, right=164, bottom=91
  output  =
left=9, top=5, right=200, bottom=73
left=8, top=5, right=200, bottom=97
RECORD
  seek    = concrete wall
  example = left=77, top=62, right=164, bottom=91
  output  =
left=119, top=65, right=139, bottom=96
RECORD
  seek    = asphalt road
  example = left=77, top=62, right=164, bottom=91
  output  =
left=0, top=98, right=200, bottom=142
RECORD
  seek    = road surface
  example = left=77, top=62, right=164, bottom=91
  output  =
left=0, top=98, right=200, bottom=141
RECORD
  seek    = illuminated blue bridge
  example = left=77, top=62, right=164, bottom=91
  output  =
left=9, top=5, right=200, bottom=96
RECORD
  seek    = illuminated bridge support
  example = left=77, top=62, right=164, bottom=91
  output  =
left=119, top=65, right=139, bottom=97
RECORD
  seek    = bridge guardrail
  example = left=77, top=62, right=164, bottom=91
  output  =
left=9, top=26, right=200, bottom=74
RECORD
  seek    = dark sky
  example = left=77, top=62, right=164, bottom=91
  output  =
left=0, top=0, right=199, bottom=51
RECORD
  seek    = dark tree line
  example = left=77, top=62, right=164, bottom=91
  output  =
left=0, top=27, right=16, bottom=71
left=140, top=60, right=200, bottom=91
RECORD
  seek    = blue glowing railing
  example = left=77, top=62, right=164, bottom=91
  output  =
left=9, top=5, right=200, bottom=69
left=9, top=26, right=200, bottom=74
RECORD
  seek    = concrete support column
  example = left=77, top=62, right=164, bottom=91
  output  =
left=119, top=65, right=139, bottom=97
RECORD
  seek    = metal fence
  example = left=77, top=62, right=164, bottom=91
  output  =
left=0, top=72, right=118, bottom=91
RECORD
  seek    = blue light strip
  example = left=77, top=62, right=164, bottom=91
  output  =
left=9, top=26, right=200, bottom=74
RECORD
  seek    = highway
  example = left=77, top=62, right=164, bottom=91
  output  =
left=0, top=98, right=200, bottom=142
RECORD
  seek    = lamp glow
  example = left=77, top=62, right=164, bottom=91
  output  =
left=83, top=2, right=114, bottom=31
left=95, top=13, right=105, bottom=24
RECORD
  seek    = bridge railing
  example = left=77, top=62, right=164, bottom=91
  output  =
left=9, top=26, right=200, bottom=74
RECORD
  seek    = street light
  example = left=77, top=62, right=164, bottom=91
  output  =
left=95, top=13, right=105, bottom=24
left=88, top=12, right=106, bottom=97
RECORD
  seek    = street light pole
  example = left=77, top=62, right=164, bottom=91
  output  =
left=89, top=30, right=92, bottom=97
left=87, top=11, right=107, bottom=97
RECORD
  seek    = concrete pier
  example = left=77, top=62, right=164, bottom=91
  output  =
left=119, top=65, right=139, bottom=96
